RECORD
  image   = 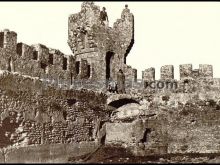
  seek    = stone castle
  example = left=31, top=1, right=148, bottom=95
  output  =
left=0, top=2, right=220, bottom=163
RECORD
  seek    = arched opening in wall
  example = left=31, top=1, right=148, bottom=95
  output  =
left=106, top=51, right=114, bottom=80
left=63, top=57, right=67, bottom=70
left=108, top=98, right=139, bottom=109
left=49, top=53, right=53, bottom=65
left=0, top=32, right=4, bottom=48
left=76, top=61, right=80, bottom=75
left=33, top=51, right=38, bottom=60
left=16, top=43, right=22, bottom=56
left=87, top=65, right=91, bottom=78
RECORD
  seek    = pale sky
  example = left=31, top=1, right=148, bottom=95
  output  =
left=0, top=2, right=220, bottom=79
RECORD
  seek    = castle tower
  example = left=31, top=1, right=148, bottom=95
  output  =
left=68, top=2, right=135, bottom=82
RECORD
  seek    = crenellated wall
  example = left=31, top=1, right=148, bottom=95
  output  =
left=0, top=30, right=96, bottom=88
left=139, top=64, right=215, bottom=94
left=142, top=64, right=214, bottom=82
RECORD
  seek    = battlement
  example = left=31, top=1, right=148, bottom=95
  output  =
left=0, top=28, right=216, bottom=93
left=160, top=65, right=174, bottom=80
left=180, top=64, right=213, bottom=80
left=0, top=30, right=77, bottom=85
left=142, top=67, right=155, bottom=81
left=142, top=64, right=214, bottom=82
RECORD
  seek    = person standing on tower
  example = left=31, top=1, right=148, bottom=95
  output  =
left=100, top=7, right=109, bottom=26
left=121, top=4, right=130, bottom=20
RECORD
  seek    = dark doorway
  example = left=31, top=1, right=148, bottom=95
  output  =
left=49, top=53, right=53, bottom=65
left=63, top=57, right=67, bottom=70
left=76, top=61, right=80, bottom=75
left=106, top=51, right=114, bottom=80
left=87, top=65, right=91, bottom=78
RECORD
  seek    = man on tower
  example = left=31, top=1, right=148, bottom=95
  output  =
left=100, top=7, right=109, bottom=26
left=121, top=4, right=130, bottom=20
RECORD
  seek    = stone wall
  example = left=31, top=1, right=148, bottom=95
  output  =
left=166, top=94, right=220, bottom=154
left=105, top=119, right=147, bottom=144
left=130, top=91, right=220, bottom=155
left=0, top=71, right=108, bottom=149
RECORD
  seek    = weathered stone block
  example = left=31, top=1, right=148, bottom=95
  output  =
left=179, top=64, right=193, bottom=80
left=105, top=122, right=134, bottom=144
left=142, top=67, right=155, bottom=81
left=199, top=64, right=213, bottom=78
left=160, top=65, right=174, bottom=80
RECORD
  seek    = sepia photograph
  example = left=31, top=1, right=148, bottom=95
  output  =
left=0, top=1, right=220, bottom=163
